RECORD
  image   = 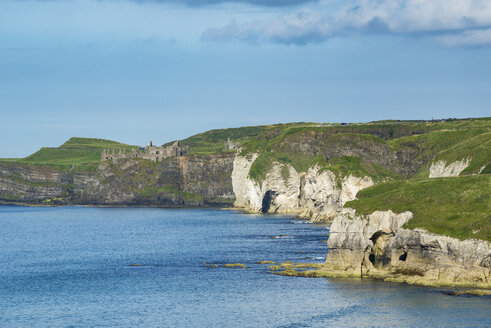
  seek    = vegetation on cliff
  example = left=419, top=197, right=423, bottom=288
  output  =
left=0, top=118, right=489, bottom=234
left=2, top=137, right=138, bottom=166
left=240, top=118, right=490, bottom=183
left=346, top=175, right=491, bottom=241
left=217, top=118, right=489, bottom=244
left=0, top=141, right=235, bottom=206
left=4, top=118, right=488, bottom=176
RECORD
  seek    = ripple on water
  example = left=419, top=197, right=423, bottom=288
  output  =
left=0, top=206, right=489, bottom=328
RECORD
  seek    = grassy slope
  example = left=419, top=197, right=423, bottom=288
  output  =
left=174, top=123, right=318, bottom=155
left=3, top=118, right=488, bottom=169
left=434, top=131, right=491, bottom=174
left=346, top=175, right=491, bottom=241
left=242, top=118, right=490, bottom=183
left=388, top=124, right=491, bottom=177
left=0, top=119, right=489, bottom=242
left=60, top=137, right=137, bottom=150
left=3, top=137, right=138, bottom=166
left=244, top=129, right=402, bottom=184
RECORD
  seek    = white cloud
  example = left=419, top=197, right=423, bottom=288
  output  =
left=202, top=0, right=491, bottom=45
left=203, top=10, right=332, bottom=44
left=338, top=0, right=491, bottom=32
left=438, top=28, right=491, bottom=47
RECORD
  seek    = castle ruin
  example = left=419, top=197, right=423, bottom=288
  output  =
left=225, top=138, right=240, bottom=150
left=101, top=141, right=189, bottom=163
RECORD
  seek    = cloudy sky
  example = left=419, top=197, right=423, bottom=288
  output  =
left=1, top=0, right=490, bottom=157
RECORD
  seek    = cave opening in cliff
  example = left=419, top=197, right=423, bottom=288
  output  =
left=261, top=190, right=276, bottom=213
left=369, top=253, right=375, bottom=265
left=399, top=251, right=407, bottom=261
left=368, top=231, right=389, bottom=267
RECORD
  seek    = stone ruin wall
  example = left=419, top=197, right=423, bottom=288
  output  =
left=225, top=138, right=240, bottom=150
left=101, top=141, right=189, bottom=163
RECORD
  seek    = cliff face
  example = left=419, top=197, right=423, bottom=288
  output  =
left=275, top=132, right=427, bottom=177
left=1, top=120, right=489, bottom=289
left=231, top=151, right=490, bottom=288
left=429, top=159, right=470, bottom=178
left=0, top=154, right=235, bottom=206
left=0, top=164, right=73, bottom=203
left=232, top=154, right=373, bottom=220
left=324, top=210, right=491, bottom=288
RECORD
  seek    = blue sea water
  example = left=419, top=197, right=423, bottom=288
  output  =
left=0, top=206, right=489, bottom=327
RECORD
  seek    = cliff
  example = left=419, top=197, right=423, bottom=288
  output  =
left=1, top=118, right=490, bottom=288
left=232, top=155, right=373, bottom=221
left=323, top=210, right=490, bottom=288
left=0, top=154, right=235, bottom=206
left=227, top=118, right=490, bottom=288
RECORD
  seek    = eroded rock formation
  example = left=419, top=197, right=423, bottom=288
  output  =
left=231, top=153, right=490, bottom=288
left=323, top=210, right=491, bottom=288
left=231, top=154, right=373, bottom=220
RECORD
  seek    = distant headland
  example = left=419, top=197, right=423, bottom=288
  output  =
left=0, top=118, right=489, bottom=289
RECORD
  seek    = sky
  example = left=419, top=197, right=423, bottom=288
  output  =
left=1, top=0, right=491, bottom=157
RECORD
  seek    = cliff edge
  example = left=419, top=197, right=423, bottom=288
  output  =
left=1, top=119, right=490, bottom=288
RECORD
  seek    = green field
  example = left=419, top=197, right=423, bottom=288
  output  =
left=173, top=123, right=318, bottom=155
left=3, top=119, right=489, bottom=171
left=2, top=137, right=138, bottom=166
left=0, top=119, right=490, bottom=243
left=240, top=118, right=491, bottom=183
left=346, top=175, right=491, bottom=241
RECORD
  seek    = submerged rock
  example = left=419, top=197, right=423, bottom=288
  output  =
left=222, top=263, right=247, bottom=269
left=257, top=261, right=275, bottom=264
left=203, top=264, right=219, bottom=268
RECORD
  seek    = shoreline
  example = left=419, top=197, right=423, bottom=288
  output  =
left=0, top=200, right=234, bottom=209
left=261, top=260, right=491, bottom=292
left=1, top=202, right=489, bottom=292
left=272, top=266, right=491, bottom=290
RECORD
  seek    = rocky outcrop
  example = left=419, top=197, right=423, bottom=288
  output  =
left=300, top=168, right=373, bottom=221
left=0, top=154, right=235, bottom=206
left=322, top=210, right=491, bottom=288
left=231, top=155, right=373, bottom=220
left=233, top=155, right=302, bottom=214
left=232, top=154, right=259, bottom=209
left=429, top=159, right=470, bottom=178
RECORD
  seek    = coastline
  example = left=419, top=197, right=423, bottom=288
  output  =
left=1, top=202, right=489, bottom=292
left=0, top=201, right=234, bottom=209
left=272, top=265, right=491, bottom=290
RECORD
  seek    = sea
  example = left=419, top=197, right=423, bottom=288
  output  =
left=0, top=206, right=489, bottom=327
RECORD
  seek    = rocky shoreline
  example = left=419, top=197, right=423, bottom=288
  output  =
left=321, top=210, right=490, bottom=289
left=1, top=201, right=489, bottom=290
left=229, top=154, right=491, bottom=289
left=1, top=150, right=489, bottom=290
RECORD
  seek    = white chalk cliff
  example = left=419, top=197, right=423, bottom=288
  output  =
left=429, top=159, right=470, bottom=178
left=232, top=153, right=490, bottom=288
left=232, top=154, right=373, bottom=220
left=324, top=210, right=491, bottom=288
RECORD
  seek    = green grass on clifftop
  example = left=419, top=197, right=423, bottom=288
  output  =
left=23, top=148, right=101, bottom=165
left=346, top=175, right=491, bottom=241
left=175, top=123, right=318, bottom=154
left=60, top=137, right=138, bottom=150
left=6, top=137, right=138, bottom=166
left=241, top=118, right=490, bottom=183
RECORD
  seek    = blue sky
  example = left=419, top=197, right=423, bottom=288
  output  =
left=1, top=0, right=490, bottom=157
